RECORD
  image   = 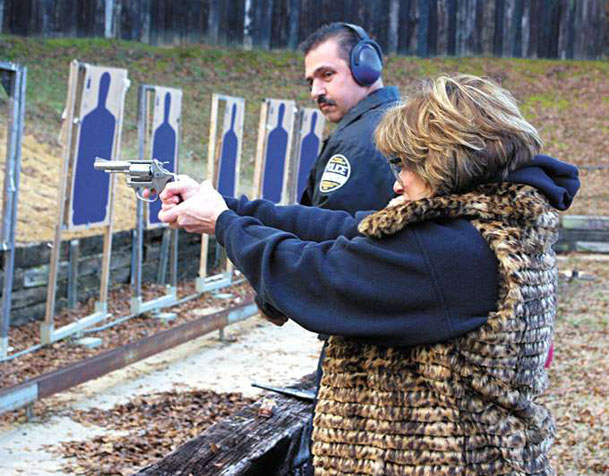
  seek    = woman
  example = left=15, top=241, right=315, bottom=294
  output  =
left=159, top=74, right=579, bottom=475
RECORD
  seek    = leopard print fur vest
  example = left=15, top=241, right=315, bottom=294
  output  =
left=312, top=183, right=559, bottom=476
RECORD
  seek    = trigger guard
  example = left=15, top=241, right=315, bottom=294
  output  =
left=136, top=188, right=158, bottom=203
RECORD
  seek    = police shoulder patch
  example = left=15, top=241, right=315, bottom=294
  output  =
left=319, top=154, right=351, bottom=193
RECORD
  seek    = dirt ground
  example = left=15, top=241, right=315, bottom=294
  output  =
left=0, top=254, right=606, bottom=475
left=0, top=314, right=323, bottom=475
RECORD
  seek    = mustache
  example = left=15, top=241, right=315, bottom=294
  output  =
left=317, top=95, right=337, bottom=107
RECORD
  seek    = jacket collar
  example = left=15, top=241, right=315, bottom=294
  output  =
left=335, top=86, right=400, bottom=133
left=358, top=183, right=558, bottom=239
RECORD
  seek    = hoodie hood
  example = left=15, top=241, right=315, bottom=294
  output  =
left=506, top=155, right=580, bottom=211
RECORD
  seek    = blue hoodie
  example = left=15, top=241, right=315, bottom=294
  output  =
left=216, top=156, right=579, bottom=348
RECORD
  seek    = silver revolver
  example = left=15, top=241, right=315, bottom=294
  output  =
left=94, top=157, right=178, bottom=202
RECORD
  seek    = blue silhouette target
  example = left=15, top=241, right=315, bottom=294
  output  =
left=148, top=89, right=181, bottom=226
left=70, top=72, right=117, bottom=227
left=217, top=102, right=240, bottom=197
left=296, top=111, right=323, bottom=199
left=261, top=101, right=294, bottom=203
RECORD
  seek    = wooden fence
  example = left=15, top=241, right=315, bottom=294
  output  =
left=1, top=0, right=608, bottom=59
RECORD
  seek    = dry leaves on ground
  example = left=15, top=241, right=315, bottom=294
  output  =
left=543, top=254, right=609, bottom=475
left=50, top=389, right=255, bottom=476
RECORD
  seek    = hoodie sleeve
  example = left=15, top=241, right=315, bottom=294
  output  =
left=215, top=209, right=494, bottom=348
left=224, top=195, right=370, bottom=242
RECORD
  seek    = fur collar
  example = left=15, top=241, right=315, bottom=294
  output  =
left=358, top=183, right=557, bottom=239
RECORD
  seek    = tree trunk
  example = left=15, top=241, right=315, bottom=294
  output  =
left=417, top=0, right=430, bottom=57
left=387, top=0, right=399, bottom=54
left=446, top=0, right=457, bottom=55
left=511, top=0, right=523, bottom=56
left=428, top=0, right=438, bottom=55
left=527, top=0, right=541, bottom=58
left=288, top=0, right=300, bottom=50
left=493, top=0, right=504, bottom=56
left=208, top=0, right=220, bottom=44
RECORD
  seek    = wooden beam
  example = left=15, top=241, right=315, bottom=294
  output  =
left=0, top=297, right=256, bottom=415
left=135, top=374, right=316, bottom=476
left=561, top=215, right=609, bottom=231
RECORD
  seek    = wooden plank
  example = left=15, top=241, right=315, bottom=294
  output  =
left=198, top=94, right=219, bottom=281
left=560, top=229, right=609, bottom=243
left=560, top=215, right=609, bottom=231
left=252, top=100, right=269, bottom=199
left=135, top=374, right=316, bottom=476
left=574, top=242, right=609, bottom=254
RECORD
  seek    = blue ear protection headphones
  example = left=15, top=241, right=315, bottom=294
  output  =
left=343, top=23, right=383, bottom=86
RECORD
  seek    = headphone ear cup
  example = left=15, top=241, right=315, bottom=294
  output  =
left=350, top=40, right=383, bottom=86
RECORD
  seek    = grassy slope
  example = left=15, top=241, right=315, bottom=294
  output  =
left=1, top=35, right=608, bottom=205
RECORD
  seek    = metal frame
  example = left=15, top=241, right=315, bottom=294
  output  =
left=196, top=94, right=245, bottom=293
left=0, top=62, right=27, bottom=359
left=41, top=61, right=128, bottom=344
left=131, top=84, right=180, bottom=314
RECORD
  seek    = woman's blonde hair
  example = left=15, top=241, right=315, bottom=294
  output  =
left=375, top=74, right=542, bottom=195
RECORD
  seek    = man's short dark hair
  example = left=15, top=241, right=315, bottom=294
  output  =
left=300, top=22, right=360, bottom=62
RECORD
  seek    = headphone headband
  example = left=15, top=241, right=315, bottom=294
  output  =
left=343, top=23, right=369, bottom=41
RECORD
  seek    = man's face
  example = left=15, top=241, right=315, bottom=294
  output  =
left=304, top=39, right=369, bottom=123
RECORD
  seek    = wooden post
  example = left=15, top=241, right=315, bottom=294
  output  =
left=42, top=60, right=80, bottom=344
left=252, top=100, right=269, bottom=198
left=198, top=94, right=219, bottom=282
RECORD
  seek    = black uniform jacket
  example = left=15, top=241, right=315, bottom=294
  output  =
left=300, top=86, right=400, bottom=215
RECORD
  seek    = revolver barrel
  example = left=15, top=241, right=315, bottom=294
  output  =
left=94, top=158, right=131, bottom=172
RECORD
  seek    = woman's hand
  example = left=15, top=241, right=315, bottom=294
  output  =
left=159, top=175, right=201, bottom=207
left=158, top=180, right=228, bottom=235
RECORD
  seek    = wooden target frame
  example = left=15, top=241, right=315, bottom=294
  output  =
left=196, top=94, right=245, bottom=293
left=131, top=84, right=182, bottom=315
left=41, top=60, right=129, bottom=345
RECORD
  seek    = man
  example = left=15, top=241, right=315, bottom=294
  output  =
left=257, top=23, right=399, bottom=326
left=257, top=24, right=400, bottom=473
left=300, top=22, right=399, bottom=214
